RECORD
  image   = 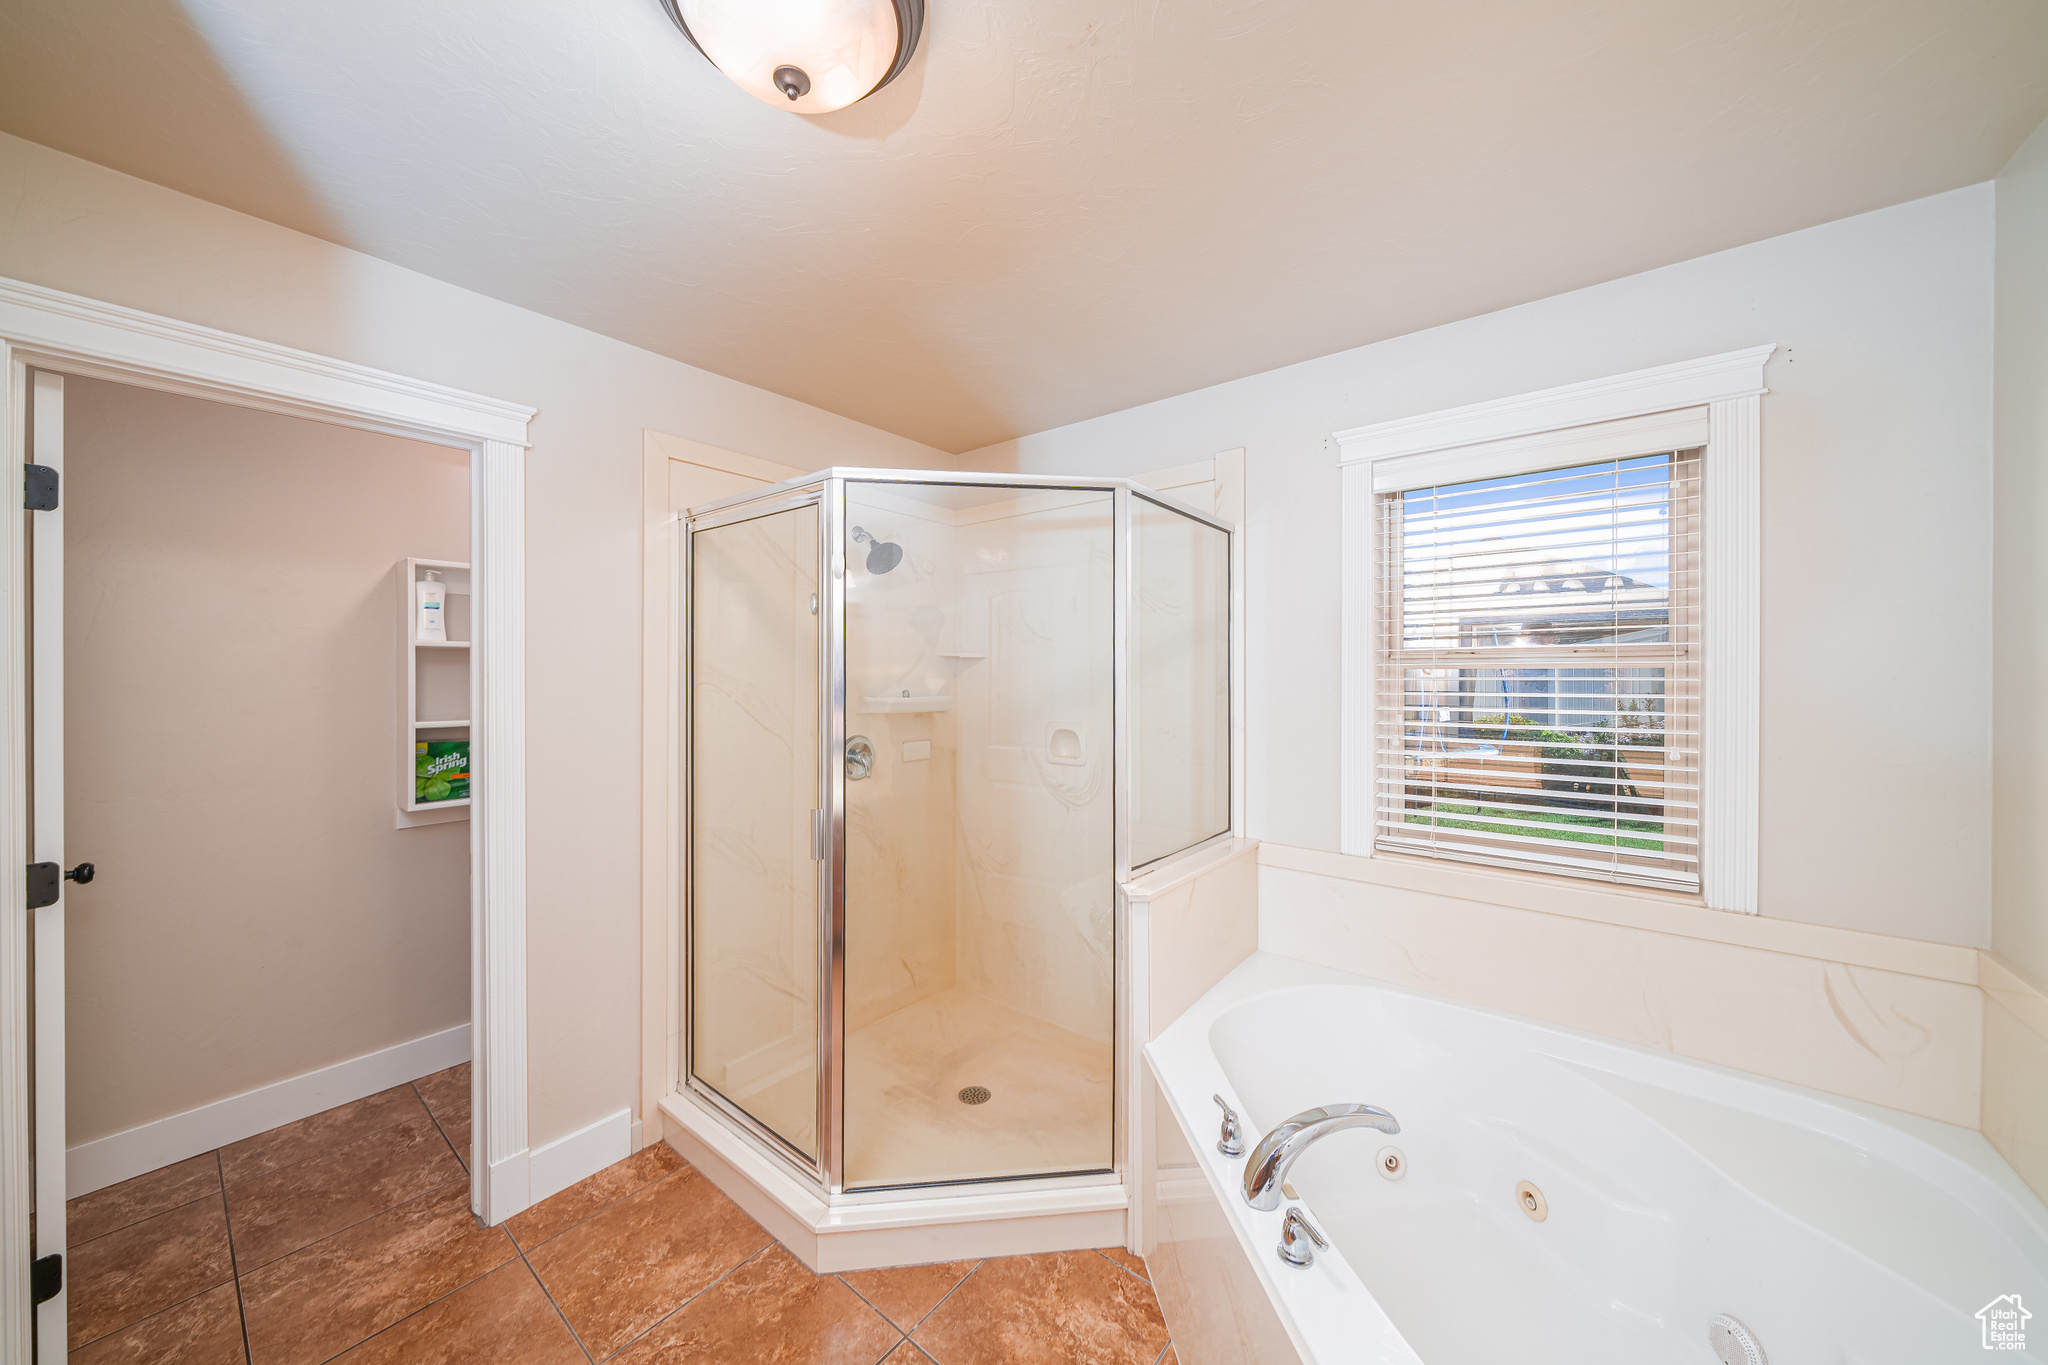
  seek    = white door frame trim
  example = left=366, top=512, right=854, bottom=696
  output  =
left=1333, top=344, right=1774, bottom=914
left=0, top=274, right=535, bottom=1356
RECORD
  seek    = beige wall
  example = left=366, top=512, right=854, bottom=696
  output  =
left=0, top=131, right=949, bottom=1153
left=1986, top=114, right=2048, bottom=1199
left=63, top=376, right=468, bottom=1143
left=1993, top=117, right=2048, bottom=986
left=962, top=184, right=1997, bottom=948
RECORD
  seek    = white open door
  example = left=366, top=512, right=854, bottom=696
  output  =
left=24, top=369, right=67, bottom=1360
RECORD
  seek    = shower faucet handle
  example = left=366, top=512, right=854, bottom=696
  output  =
left=1213, top=1094, right=1246, bottom=1157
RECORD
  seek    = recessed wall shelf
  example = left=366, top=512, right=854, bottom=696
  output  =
left=860, top=696, right=956, bottom=714
left=938, top=652, right=986, bottom=660
left=399, top=557, right=471, bottom=828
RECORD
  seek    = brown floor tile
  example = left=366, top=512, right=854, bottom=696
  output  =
left=67, top=1279, right=246, bottom=1365
left=838, top=1260, right=978, bottom=1332
left=1095, top=1247, right=1149, bottom=1283
left=238, top=1180, right=515, bottom=1365
left=220, top=1087, right=428, bottom=1187
left=1158, top=1348, right=1176, bottom=1365
left=438, top=1115, right=472, bottom=1171
left=613, top=1243, right=900, bottom=1365
left=911, top=1250, right=1169, bottom=1365
left=412, top=1063, right=469, bottom=1123
left=413, top=1065, right=471, bottom=1168
left=69, top=1195, right=235, bottom=1350
left=507, top=1143, right=686, bottom=1250
left=882, top=1345, right=939, bottom=1364
left=226, top=1114, right=463, bottom=1268
left=526, top=1165, right=770, bottom=1359
left=68, top=1154, right=223, bottom=1245
left=328, top=1260, right=583, bottom=1365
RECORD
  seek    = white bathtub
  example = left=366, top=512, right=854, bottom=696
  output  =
left=1145, top=953, right=2048, bottom=1365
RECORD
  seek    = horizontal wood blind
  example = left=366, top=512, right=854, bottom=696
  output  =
left=1376, top=451, right=1701, bottom=889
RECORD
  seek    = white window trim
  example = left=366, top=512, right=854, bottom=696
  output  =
left=1335, top=344, right=1773, bottom=913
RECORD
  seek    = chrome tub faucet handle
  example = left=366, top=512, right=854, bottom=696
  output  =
left=1278, top=1207, right=1328, bottom=1268
left=1213, top=1094, right=1245, bottom=1157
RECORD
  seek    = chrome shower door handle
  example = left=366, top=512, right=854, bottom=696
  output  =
left=845, top=736, right=875, bottom=781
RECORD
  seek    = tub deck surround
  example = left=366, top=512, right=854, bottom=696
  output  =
left=64, top=1061, right=1179, bottom=1363
left=1258, top=843, right=1980, bottom=983
left=1982, top=952, right=2048, bottom=1202
left=1122, top=838, right=1264, bottom=1251
left=1256, top=847, right=1985, bottom=1128
left=1145, top=954, right=2048, bottom=1365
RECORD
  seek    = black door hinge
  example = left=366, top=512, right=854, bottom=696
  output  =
left=26, top=862, right=59, bottom=909
left=23, top=464, right=57, bottom=511
left=30, top=1252, right=61, bottom=1305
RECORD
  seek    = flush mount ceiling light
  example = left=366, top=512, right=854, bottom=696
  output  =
left=658, top=0, right=926, bottom=115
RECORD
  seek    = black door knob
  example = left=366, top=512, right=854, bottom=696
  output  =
left=64, top=862, right=94, bottom=885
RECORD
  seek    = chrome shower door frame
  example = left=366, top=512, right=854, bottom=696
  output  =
left=681, top=481, right=835, bottom=1189
left=820, top=477, right=849, bottom=1195
left=683, top=467, right=1238, bottom=1204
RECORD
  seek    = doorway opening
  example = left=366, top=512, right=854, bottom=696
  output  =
left=30, top=372, right=474, bottom=1358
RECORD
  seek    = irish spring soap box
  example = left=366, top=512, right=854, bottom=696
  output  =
left=416, top=740, right=469, bottom=803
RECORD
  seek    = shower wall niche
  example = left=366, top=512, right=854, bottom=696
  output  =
left=685, top=470, right=1232, bottom=1202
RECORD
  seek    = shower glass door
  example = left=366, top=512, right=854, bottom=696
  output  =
left=1130, top=494, right=1231, bottom=865
left=688, top=501, right=823, bottom=1164
left=839, top=481, right=1118, bottom=1189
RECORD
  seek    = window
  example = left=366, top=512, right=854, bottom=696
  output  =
left=1336, top=347, right=1769, bottom=910
left=1375, top=452, right=1700, bottom=889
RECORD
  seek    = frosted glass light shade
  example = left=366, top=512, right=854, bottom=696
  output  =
left=674, top=0, right=909, bottom=115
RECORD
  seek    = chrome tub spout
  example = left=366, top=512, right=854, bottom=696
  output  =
left=1242, top=1104, right=1400, bottom=1211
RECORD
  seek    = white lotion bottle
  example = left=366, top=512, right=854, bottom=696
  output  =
left=417, top=570, right=447, bottom=642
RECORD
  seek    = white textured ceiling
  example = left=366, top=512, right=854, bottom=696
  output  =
left=3, top=0, right=2046, bottom=452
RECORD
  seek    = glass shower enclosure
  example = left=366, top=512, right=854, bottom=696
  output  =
left=686, top=470, right=1231, bottom=1195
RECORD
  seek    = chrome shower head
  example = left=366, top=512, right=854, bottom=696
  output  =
left=849, top=526, right=903, bottom=575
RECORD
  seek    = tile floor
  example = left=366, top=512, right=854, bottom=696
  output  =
left=63, top=1063, right=1179, bottom=1364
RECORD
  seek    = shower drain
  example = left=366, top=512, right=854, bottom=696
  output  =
left=957, top=1085, right=992, bottom=1105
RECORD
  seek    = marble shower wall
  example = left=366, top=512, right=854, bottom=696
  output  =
left=841, top=483, right=1121, bottom=1050
left=950, top=491, right=1118, bottom=1044
left=844, top=490, right=962, bottom=1033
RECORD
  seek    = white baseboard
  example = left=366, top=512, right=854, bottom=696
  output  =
left=484, top=1150, right=531, bottom=1226
left=66, top=1024, right=471, bottom=1198
left=528, top=1106, right=632, bottom=1206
